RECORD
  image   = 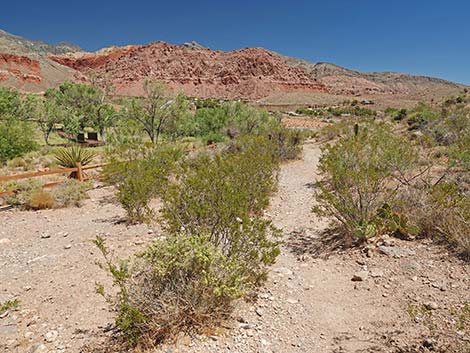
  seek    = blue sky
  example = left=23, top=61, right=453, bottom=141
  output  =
left=2, top=0, right=469, bottom=83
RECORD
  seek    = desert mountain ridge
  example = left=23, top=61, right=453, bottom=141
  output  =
left=0, top=28, right=466, bottom=106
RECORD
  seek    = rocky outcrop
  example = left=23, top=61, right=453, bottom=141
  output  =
left=50, top=42, right=329, bottom=99
left=0, top=53, right=42, bottom=84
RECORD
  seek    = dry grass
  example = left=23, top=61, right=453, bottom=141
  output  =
left=27, top=190, right=55, bottom=209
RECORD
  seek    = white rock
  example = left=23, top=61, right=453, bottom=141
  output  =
left=44, top=330, right=58, bottom=343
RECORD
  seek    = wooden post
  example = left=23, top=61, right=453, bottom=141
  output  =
left=76, top=162, right=84, bottom=181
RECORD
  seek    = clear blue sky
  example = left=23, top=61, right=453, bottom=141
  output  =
left=2, top=0, right=469, bottom=83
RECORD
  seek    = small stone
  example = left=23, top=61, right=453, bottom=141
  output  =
left=62, top=232, right=69, bottom=237
left=378, top=245, right=415, bottom=258
left=64, top=244, right=72, bottom=249
left=422, top=338, right=434, bottom=348
left=424, top=301, right=439, bottom=310
left=286, top=298, right=298, bottom=304
left=31, top=344, right=48, bottom=353
left=274, top=267, right=293, bottom=276
left=134, top=239, right=144, bottom=245
left=40, top=234, right=51, bottom=239
left=147, top=229, right=154, bottom=234
left=255, top=308, right=264, bottom=317
left=44, top=330, right=58, bottom=343
left=352, top=271, right=369, bottom=281
left=370, top=269, right=384, bottom=278
left=0, top=238, right=12, bottom=245
left=411, top=276, right=418, bottom=281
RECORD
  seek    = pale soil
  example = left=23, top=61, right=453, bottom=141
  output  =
left=1, top=142, right=469, bottom=353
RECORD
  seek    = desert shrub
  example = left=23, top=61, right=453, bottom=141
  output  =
left=52, top=179, right=90, bottom=208
left=385, top=107, right=408, bottom=121
left=6, top=157, right=32, bottom=170
left=406, top=103, right=440, bottom=131
left=0, top=299, right=19, bottom=315
left=95, top=232, right=276, bottom=345
left=104, top=145, right=183, bottom=223
left=3, top=179, right=43, bottom=207
left=27, top=189, right=55, bottom=210
left=0, top=119, right=38, bottom=164
left=96, top=135, right=280, bottom=346
left=326, top=106, right=375, bottom=117
left=162, top=136, right=280, bottom=235
left=269, top=127, right=304, bottom=161
left=318, top=117, right=373, bottom=141
left=296, top=107, right=325, bottom=117
left=181, top=102, right=278, bottom=143
left=429, top=182, right=470, bottom=258
left=313, top=122, right=418, bottom=240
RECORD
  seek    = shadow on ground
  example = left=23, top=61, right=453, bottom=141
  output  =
left=285, top=226, right=357, bottom=259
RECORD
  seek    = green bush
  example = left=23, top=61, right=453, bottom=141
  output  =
left=0, top=120, right=38, bottom=164
left=96, top=135, right=281, bottom=347
left=162, top=136, right=280, bottom=236
left=95, top=234, right=256, bottom=345
left=313, top=122, right=418, bottom=239
left=429, top=182, right=470, bottom=258
left=406, top=103, right=440, bottom=131
left=385, top=107, right=407, bottom=121
left=53, top=179, right=90, bottom=208
left=104, top=145, right=183, bottom=223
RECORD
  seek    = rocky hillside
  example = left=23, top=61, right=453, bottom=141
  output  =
left=0, top=30, right=83, bottom=93
left=0, top=28, right=466, bottom=101
left=0, top=29, right=82, bottom=56
left=50, top=43, right=328, bottom=99
left=279, top=55, right=464, bottom=97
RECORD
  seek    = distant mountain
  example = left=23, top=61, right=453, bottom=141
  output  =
left=0, top=29, right=466, bottom=105
left=278, top=55, right=464, bottom=97
left=0, top=29, right=82, bottom=55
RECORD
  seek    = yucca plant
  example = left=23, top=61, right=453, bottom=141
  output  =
left=54, top=145, right=97, bottom=168
left=53, top=145, right=97, bottom=179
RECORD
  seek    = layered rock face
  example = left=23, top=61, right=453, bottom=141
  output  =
left=50, top=43, right=329, bottom=99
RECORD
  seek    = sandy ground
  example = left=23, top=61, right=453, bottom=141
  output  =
left=1, top=141, right=469, bottom=353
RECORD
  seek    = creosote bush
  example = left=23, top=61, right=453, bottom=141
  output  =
left=96, top=135, right=281, bottom=347
left=104, top=144, right=183, bottom=223
left=52, top=180, right=91, bottom=208
left=429, top=182, right=470, bottom=258
left=3, top=179, right=89, bottom=210
left=313, top=122, right=418, bottom=240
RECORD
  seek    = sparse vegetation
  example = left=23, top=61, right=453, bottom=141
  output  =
left=95, top=135, right=281, bottom=346
left=313, top=121, right=418, bottom=240
left=0, top=299, right=19, bottom=315
left=52, top=179, right=91, bottom=208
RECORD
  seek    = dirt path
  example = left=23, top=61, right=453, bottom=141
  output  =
left=1, top=141, right=469, bottom=353
left=174, top=141, right=469, bottom=353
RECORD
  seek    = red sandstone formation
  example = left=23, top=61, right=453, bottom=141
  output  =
left=50, top=42, right=328, bottom=99
left=0, top=53, right=42, bottom=84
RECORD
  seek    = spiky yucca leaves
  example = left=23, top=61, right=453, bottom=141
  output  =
left=53, top=145, right=96, bottom=168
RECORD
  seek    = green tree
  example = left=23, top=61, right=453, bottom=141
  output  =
left=22, top=93, right=64, bottom=145
left=125, top=80, right=189, bottom=144
left=52, top=82, right=117, bottom=141
left=0, top=88, right=37, bottom=163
